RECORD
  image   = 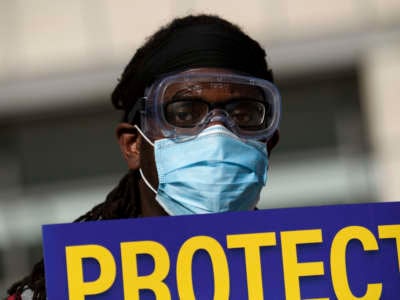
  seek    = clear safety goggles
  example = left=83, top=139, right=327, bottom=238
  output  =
left=128, top=72, right=281, bottom=141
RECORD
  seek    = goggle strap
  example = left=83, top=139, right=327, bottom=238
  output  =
left=134, top=124, right=154, bottom=147
left=139, top=168, right=157, bottom=194
left=127, top=97, right=146, bottom=124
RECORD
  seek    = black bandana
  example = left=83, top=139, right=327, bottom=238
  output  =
left=142, top=24, right=270, bottom=79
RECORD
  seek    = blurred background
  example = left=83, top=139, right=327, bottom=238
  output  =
left=0, top=0, right=399, bottom=293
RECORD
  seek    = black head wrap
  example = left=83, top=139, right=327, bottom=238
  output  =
left=111, top=15, right=273, bottom=122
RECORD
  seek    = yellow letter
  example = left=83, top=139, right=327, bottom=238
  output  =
left=378, top=224, right=400, bottom=270
left=176, top=236, right=229, bottom=300
left=281, top=229, right=327, bottom=300
left=65, top=244, right=116, bottom=300
left=121, top=241, right=171, bottom=300
left=226, top=232, right=276, bottom=300
left=331, top=226, right=382, bottom=300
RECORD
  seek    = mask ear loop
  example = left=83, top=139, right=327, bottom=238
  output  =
left=139, top=169, right=157, bottom=194
left=134, top=124, right=157, bottom=194
left=134, top=124, right=154, bottom=147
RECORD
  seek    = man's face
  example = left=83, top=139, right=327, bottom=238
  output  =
left=117, top=67, right=280, bottom=216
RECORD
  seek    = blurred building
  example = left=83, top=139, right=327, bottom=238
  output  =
left=0, top=0, right=399, bottom=293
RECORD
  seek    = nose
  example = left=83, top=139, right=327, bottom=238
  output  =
left=206, top=109, right=235, bottom=129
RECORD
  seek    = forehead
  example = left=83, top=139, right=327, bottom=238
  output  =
left=162, top=68, right=264, bottom=102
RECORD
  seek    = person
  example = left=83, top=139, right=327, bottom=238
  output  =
left=6, top=14, right=280, bottom=300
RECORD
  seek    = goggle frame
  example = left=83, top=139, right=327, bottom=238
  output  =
left=128, top=72, right=281, bottom=141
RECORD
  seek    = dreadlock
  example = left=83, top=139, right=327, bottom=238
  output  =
left=6, top=170, right=141, bottom=299
left=7, top=14, right=272, bottom=299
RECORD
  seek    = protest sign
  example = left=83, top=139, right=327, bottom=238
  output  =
left=42, top=202, right=400, bottom=299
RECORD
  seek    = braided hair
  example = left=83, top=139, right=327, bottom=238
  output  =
left=7, top=14, right=272, bottom=299
left=6, top=170, right=141, bottom=299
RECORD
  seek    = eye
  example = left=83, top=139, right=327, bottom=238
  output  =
left=164, top=99, right=209, bottom=127
left=230, top=109, right=251, bottom=124
left=176, top=109, right=193, bottom=122
left=226, top=99, right=266, bottom=128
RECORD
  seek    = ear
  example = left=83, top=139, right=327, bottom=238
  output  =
left=267, top=130, right=280, bottom=155
left=116, top=123, right=141, bottom=170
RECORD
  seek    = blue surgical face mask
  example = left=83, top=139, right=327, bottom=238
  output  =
left=136, top=125, right=269, bottom=215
